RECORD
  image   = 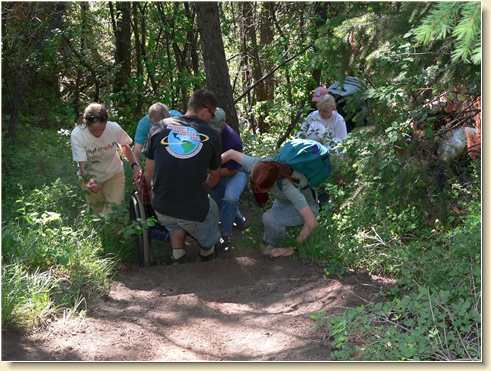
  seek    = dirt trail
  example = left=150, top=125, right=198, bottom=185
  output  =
left=3, top=243, right=390, bottom=361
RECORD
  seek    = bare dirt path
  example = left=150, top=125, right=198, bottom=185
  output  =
left=3, top=243, right=389, bottom=361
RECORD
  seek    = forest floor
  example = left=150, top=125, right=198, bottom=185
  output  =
left=3, top=251, right=392, bottom=361
left=3, top=205, right=393, bottom=361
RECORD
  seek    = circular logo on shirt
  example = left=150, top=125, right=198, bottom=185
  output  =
left=161, top=125, right=209, bottom=159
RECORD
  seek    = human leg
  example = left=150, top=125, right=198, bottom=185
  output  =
left=101, top=171, right=125, bottom=214
left=262, top=201, right=304, bottom=247
left=221, top=171, right=248, bottom=236
left=154, top=211, right=188, bottom=262
left=209, top=177, right=226, bottom=212
left=177, top=197, right=220, bottom=258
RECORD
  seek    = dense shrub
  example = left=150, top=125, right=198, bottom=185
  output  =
left=2, top=129, right=134, bottom=329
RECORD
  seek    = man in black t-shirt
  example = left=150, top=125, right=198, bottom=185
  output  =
left=145, top=89, right=222, bottom=263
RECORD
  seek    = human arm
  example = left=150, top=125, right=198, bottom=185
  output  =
left=219, top=167, right=238, bottom=177
left=133, top=143, right=143, bottom=163
left=332, top=113, right=348, bottom=143
left=114, top=122, right=141, bottom=181
left=78, top=161, right=100, bottom=193
left=296, top=206, right=318, bottom=243
left=204, top=130, right=223, bottom=190
left=144, top=158, right=154, bottom=188
left=205, top=169, right=221, bottom=190
left=133, top=116, right=150, bottom=162
left=221, top=149, right=245, bottom=165
left=70, top=130, right=99, bottom=192
left=121, top=144, right=142, bottom=182
left=280, top=180, right=318, bottom=243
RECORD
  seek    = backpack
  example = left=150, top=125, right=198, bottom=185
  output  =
left=274, top=139, right=331, bottom=187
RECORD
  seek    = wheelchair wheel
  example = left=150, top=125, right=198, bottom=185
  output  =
left=128, top=192, right=152, bottom=267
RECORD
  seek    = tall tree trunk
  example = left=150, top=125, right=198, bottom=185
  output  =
left=259, top=2, right=275, bottom=100
left=311, top=2, right=328, bottom=87
left=137, top=3, right=158, bottom=96
left=271, top=6, right=293, bottom=107
left=74, top=2, right=89, bottom=120
left=156, top=3, right=182, bottom=108
left=184, top=2, right=200, bottom=88
left=243, top=2, right=266, bottom=101
left=170, top=3, right=189, bottom=111
left=195, top=2, right=239, bottom=132
left=110, top=2, right=131, bottom=95
left=132, top=2, right=144, bottom=116
left=239, top=3, right=254, bottom=132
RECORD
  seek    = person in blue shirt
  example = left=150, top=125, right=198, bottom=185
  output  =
left=133, top=103, right=182, bottom=161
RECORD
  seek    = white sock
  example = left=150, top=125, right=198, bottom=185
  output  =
left=173, top=249, right=186, bottom=260
left=200, top=245, right=215, bottom=257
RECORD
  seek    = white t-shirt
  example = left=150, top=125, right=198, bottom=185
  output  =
left=70, top=121, right=132, bottom=182
left=297, top=110, right=347, bottom=149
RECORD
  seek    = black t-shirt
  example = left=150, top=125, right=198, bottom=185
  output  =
left=145, top=116, right=221, bottom=222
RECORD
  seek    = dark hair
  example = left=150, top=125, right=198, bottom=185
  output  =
left=250, top=161, right=293, bottom=193
left=187, top=89, right=218, bottom=112
left=83, top=103, right=108, bottom=126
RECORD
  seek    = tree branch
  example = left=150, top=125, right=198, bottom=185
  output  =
left=234, top=44, right=314, bottom=104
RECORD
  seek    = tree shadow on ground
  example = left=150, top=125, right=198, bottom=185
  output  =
left=2, top=328, right=82, bottom=361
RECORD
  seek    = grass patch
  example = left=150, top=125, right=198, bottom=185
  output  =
left=2, top=128, right=135, bottom=329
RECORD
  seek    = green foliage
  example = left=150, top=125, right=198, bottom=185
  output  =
left=2, top=264, right=58, bottom=329
left=3, top=187, right=116, bottom=326
left=2, top=129, right=136, bottom=329
left=326, top=202, right=480, bottom=361
left=2, top=3, right=481, bottom=359
left=2, top=126, right=80, bottom=219
left=414, top=2, right=481, bottom=64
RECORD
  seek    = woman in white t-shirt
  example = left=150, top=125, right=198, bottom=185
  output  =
left=70, top=103, right=141, bottom=214
left=296, top=94, right=348, bottom=150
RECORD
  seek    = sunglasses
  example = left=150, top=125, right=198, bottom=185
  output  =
left=85, top=115, right=102, bottom=124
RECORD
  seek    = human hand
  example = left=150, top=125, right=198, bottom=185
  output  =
left=206, top=170, right=221, bottom=189
left=296, top=220, right=318, bottom=243
left=132, top=165, right=143, bottom=184
left=86, top=178, right=100, bottom=193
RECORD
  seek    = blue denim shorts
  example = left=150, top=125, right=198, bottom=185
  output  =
left=154, top=197, right=220, bottom=250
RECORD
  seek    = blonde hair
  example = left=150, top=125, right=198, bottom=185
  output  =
left=316, top=94, right=336, bottom=111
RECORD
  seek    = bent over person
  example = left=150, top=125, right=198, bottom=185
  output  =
left=70, top=103, right=141, bottom=214
left=144, top=89, right=222, bottom=263
left=221, top=149, right=319, bottom=257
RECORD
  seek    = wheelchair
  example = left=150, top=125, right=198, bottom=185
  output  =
left=128, top=181, right=170, bottom=267
left=327, top=76, right=369, bottom=133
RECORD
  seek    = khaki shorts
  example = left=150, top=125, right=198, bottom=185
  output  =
left=81, top=171, right=125, bottom=215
